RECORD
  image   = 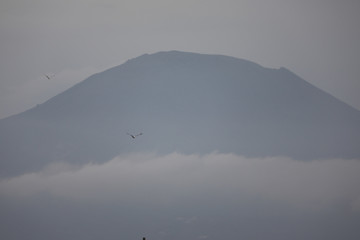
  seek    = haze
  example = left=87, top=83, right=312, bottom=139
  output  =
left=2, top=153, right=360, bottom=240
left=1, top=1, right=360, bottom=240
left=1, top=0, right=360, bottom=119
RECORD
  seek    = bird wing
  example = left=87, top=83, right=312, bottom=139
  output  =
left=127, top=133, right=135, bottom=138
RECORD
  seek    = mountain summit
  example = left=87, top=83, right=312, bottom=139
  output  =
left=1, top=51, right=360, bottom=178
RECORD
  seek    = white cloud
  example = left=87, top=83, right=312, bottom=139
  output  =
left=1, top=152, right=360, bottom=213
left=2, top=153, right=360, bottom=240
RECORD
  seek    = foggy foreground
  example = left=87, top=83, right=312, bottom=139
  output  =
left=1, top=152, right=360, bottom=240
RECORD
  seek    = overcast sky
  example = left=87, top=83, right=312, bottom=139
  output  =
left=1, top=0, right=360, bottom=119
left=1, top=1, right=360, bottom=239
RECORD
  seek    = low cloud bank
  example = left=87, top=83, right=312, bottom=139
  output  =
left=2, top=152, right=360, bottom=212
left=2, top=153, right=360, bottom=240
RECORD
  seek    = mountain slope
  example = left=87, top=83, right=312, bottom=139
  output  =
left=1, top=51, right=360, bottom=178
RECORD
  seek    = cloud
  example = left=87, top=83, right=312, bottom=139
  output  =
left=1, top=152, right=360, bottom=212
left=2, top=153, right=360, bottom=240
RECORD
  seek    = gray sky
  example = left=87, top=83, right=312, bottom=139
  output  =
left=1, top=2, right=360, bottom=238
left=1, top=0, right=360, bottom=119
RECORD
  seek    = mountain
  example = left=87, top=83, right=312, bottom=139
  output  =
left=1, top=51, right=360, bottom=178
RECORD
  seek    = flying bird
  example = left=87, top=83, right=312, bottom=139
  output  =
left=127, top=132, right=143, bottom=139
left=44, top=74, right=55, bottom=80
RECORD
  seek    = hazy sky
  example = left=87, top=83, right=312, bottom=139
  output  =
left=1, top=1, right=360, bottom=239
left=1, top=0, right=360, bottom=119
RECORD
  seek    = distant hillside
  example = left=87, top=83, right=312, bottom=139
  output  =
left=1, top=51, right=360, bottom=178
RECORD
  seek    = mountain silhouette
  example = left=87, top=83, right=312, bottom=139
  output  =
left=1, top=51, right=360, bottom=178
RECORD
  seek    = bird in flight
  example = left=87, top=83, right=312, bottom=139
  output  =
left=44, top=74, right=55, bottom=80
left=127, top=132, right=143, bottom=139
